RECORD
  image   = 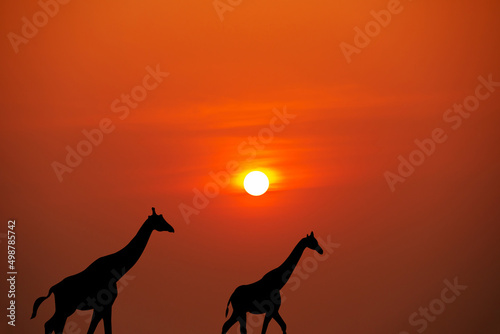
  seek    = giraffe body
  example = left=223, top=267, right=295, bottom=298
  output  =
left=222, top=232, right=324, bottom=334
left=31, top=208, right=174, bottom=334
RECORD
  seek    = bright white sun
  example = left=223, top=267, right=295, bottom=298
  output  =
left=244, top=171, right=270, bottom=196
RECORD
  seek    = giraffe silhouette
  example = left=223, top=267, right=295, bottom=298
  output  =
left=31, top=207, right=174, bottom=334
left=222, top=232, right=324, bottom=334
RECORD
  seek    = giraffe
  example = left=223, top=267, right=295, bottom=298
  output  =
left=222, top=232, right=324, bottom=334
left=31, top=207, right=174, bottom=334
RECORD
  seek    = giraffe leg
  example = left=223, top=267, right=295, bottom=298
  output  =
left=53, top=315, right=68, bottom=334
left=87, top=310, right=103, bottom=334
left=221, top=313, right=239, bottom=334
left=272, top=312, right=287, bottom=334
left=261, top=314, right=272, bottom=334
left=44, top=315, right=56, bottom=334
left=103, top=307, right=112, bottom=334
left=238, top=313, right=247, bottom=334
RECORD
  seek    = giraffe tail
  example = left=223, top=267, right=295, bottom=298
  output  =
left=31, top=287, right=54, bottom=319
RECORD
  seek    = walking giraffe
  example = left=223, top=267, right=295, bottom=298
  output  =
left=222, top=232, right=324, bottom=334
left=31, top=208, right=174, bottom=334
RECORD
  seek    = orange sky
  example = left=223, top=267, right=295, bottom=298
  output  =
left=1, top=0, right=500, bottom=333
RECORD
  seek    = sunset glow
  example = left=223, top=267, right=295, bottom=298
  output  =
left=2, top=0, right=500, bottom=333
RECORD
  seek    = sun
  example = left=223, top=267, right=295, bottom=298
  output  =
left=243, top=171, right=270, bottom=196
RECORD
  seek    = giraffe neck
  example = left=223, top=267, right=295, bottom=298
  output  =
left=274, top=238, right=307, bottom=289
left=111, top=220, right=154, bottom=279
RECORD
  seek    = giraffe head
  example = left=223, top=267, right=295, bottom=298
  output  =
left=305, top=232, right=323, bottom=254
left=148, top=207, right=175, bottom=233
